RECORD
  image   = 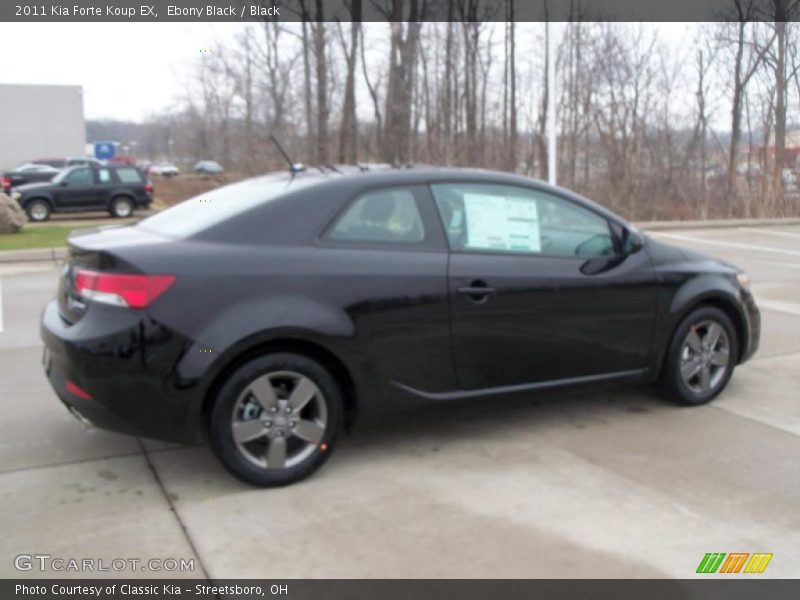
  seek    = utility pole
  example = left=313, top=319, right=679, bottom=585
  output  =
left=547, top=20, right=557, bottom=186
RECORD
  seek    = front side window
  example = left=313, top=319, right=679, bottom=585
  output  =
left=327, top=188, right=425, bottom=244
left=431, top=183, right=615, bottom=258
left=65, top=169, right=92, bottom=186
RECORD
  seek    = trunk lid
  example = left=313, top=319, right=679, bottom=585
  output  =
left=58, top=225, right=171, bottom=323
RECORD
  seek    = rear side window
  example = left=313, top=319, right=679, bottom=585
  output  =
left=116, top=168, right=143, bottom=184
left=138, top=173, right=319, bottom=238
left=97, top=169, right=112, bottom=183
left=327, top=188, right=425, bottom=244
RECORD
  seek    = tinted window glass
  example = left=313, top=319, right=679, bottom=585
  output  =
left=328, top=189, right=425, bottom=244
left=116, top=168, right=143, bottom=184
left=65, top=169, right=92, bottom=186
left=431, top=183, right=615, bottom=257
left=138, top=173, right=320, bottom=238
left=97, top=169, right=112, bottom=183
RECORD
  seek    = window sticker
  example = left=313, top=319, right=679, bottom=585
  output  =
left=463, top=193, right=540, bottom=252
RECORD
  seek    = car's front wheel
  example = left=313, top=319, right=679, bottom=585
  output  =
left=209, top=352, right=342, bottom=486
left=661, top=306, right=738, bottom=406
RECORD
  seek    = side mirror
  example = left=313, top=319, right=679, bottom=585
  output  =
left=625, top=227, right=645, bottom=255
left=60, top=181, right=68, bottom=187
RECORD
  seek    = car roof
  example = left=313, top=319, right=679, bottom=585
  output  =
left=271, top=164, right=552, bottom=190
left=256, top=165, right=627, bottom=226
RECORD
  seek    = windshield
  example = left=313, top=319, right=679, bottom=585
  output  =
left=137, top=173, right=322, bottom=238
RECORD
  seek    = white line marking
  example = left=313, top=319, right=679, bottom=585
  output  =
left=650, top=232, right=800, bottom=257
left=756, top=299, right=800, bottom=317
left=755, top=259, right=800, bottom=270
left=738, top=227, right=800, bottom=239
left=0, top=276, right=3, bottom=333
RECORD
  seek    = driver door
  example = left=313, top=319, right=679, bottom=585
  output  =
left=53, top=168, right=97, bottom=210
left=432, top=182, right=656, bottom=391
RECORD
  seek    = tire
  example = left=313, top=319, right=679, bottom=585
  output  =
left=25, top=199, right=51, bottom=222
left=660, top=306, right=738, bottom=406
left=209, top=352, right=343, bottom=487
left=109, top=196, right=134, bottom=218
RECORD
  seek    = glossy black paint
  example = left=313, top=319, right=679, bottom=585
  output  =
left=40, top=168, right=760, bottom=443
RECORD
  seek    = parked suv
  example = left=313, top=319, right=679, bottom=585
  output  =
left=12, top=165, right=153, bottom=221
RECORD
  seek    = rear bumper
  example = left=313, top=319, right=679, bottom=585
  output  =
left=136, top=195, right=153, bottom=208
left=40, top=299, right=202, bottom=443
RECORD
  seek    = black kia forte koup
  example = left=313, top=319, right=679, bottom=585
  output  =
left=41, top=166, right=760, bottom=486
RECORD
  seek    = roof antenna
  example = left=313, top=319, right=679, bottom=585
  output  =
left=270, top=135, right=305, bottom=174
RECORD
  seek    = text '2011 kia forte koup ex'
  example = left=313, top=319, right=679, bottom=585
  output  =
left=41, top=167, right=760, bottom=486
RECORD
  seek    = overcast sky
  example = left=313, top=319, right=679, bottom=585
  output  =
left=0, top=23, right=242, bottom=120
left=0, top=22, right=699, bottom=123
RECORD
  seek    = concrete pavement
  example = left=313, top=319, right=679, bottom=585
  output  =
left=1, top=225, right=799, bottom=579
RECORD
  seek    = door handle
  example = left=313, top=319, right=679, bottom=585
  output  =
left=457, top=280, right=496, bottom=302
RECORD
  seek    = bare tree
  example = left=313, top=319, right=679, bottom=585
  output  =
left=337, top=0, right=362, bottom=163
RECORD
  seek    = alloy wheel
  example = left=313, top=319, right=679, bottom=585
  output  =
left=679, top=319, right=730, bottom=395
left=113, top=199, right=133, bottom=217
left=29, top=202, right=48, bottom=221
left=231, top=371, right=328, bottom=470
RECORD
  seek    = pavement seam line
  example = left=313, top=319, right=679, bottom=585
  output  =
left=0, top=444, right=193, bottom=476
left=748, top=349, right=800, bottom=363
left=137, top=438, right=214, bottom=583
left=710, top=403, right=800, bottom=440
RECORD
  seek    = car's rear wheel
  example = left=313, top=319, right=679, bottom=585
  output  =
left=109, top=196, right=134, bottom=218
left=26, top=199, right=51, bottom=222
left=209, top=352, right=342, bottom=486
left=661, top=306, right=738, bottom=406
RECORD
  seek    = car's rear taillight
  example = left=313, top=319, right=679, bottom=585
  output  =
left=74, top=269, right=175, bottom=309
left=144, top=181, right=153, bottom=194
left=1, top=176, right=10, bottom=192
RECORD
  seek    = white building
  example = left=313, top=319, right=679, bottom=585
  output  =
left=0, top=84, right=86, bottom=169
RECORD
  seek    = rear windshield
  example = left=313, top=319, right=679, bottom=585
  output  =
left=137, top=173, right=319, bottom=238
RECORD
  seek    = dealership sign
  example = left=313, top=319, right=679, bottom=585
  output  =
left=93, top=142, right=116, bottom=160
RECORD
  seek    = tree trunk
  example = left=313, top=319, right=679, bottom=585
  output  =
left=301, top=13, right=315, bottom=164
left=772, top=17, right=787, bottom=202
left=313, top=0, right=328, bottom=165
left=338, top=0, right=361, bottom=164
left=508, top=2, right=517, bottom=172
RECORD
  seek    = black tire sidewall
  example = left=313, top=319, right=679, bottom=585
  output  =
left=663, top=306, right=739, bottom=406
left=209, top=352, right=343, bottom=487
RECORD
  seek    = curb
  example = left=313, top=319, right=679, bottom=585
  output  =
left=0, top=247, right=67, bottom=264
left=635, top=217, right=800, bottom=231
